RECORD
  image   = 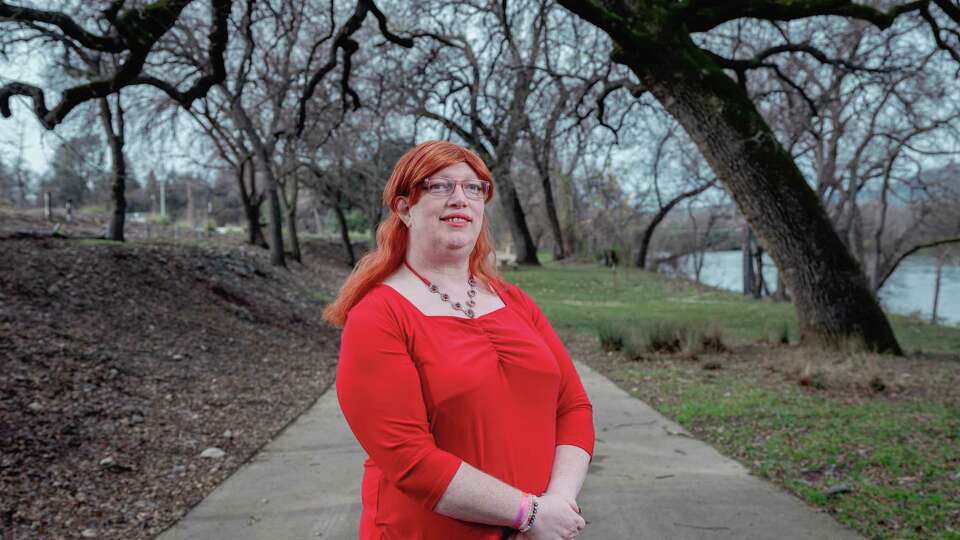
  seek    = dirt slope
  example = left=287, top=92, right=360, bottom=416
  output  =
left=1, top=211, right=354, bottom=539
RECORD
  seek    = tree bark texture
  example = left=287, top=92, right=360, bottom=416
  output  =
left=742, top=226, right=756, bottom=296
left=333, top=202, right=356, bottom=267
left=98, top=94, right=126, bottom=242
left=280, top=178, right=302, bottom=263
left=561, top=3, right=902, bottom=353
left=496, top=171, right=540, bottom=265
left=238, top=158, right=268, bottom=248
left=231, top=104, right=284, bottom=267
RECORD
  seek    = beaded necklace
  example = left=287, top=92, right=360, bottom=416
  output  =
left=403, top=260, right=478, bottom=318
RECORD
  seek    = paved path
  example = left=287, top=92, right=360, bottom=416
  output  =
left=157, top=361, right=862, bottom=539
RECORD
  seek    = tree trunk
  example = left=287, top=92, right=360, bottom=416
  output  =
left=636, top=180, right=715, bottom=269
left=264, top=168, right=285, bottom=267
left=557, top=173, right=578, bottom=257
left=313, top=207, right=323, bottom=235
left=332, top=202, right=356, bottom=267
left=541, top=170, right=566, bottom=260
left=580, top=25, right=902, bottom=353
left=742, top=226, right=755, bottom=296
left=99, top=94, right=126, bottom=242
left=496, top=171, right=540, bottom=265
left=931, top=252, right=944, bottom=323
left=774, top=270, right=790, bottom=302
left=238, top=157, right=268, bottom=248
left=753, top=244, right=765, bottom=299
left=280, top=178, right=302, bottom=264
left=635, top=222, right=657, bottom=270
left=231, top=104, right=284, bottom=267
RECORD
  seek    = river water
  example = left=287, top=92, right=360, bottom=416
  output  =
left=675, top=250, right=960, bottom=327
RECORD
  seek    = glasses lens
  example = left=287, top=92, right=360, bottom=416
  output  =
left=464, top=182, right=487, bottom=198
left=423, top=178, right=489, bottom=200
left=427, top=179, right=453, bottom=195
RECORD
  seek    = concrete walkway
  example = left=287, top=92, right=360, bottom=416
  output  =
left=157, top=361, right=862, bottom=539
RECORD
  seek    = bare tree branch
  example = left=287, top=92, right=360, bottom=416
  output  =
left=682, top=0, right=929, bottom=33
left=0, top=0, right=231, bottom=129
left=876, top=236, right=960, bottom=289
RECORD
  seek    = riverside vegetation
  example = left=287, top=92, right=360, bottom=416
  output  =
left=504, top=262, right=960, bottom=540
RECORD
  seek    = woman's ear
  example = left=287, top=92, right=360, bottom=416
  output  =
left=395, top=197, right=411, bottom=225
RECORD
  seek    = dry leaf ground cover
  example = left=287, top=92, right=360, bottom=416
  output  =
left=503, top=263, right=960, bottom=540
left=1, top=209, right=353, bottom=539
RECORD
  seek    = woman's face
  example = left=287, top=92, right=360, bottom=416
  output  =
left=400, top=161, right=486, bottom=254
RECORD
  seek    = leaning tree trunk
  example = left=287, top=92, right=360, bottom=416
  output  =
left=636, top=181, right=714, bottom=269
left=634, top=37, right=900, bottom=353
left=635, top=217, right=662, bottom=270
left=560, top=7, right=902, bottom=353
left=99, top=94, right=126, bottom=242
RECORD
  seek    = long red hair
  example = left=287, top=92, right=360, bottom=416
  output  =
left=323, top=141, right=501, bottom=327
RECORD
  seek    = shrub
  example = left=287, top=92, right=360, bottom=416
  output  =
left=598, top=322, right=625, bottom=352
left=700, top=322, right=728, bottom=353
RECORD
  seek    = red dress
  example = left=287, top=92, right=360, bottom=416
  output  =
left=336, top=280, right=595, bottom=539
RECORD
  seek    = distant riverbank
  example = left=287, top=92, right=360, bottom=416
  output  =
left=674, top=250, right=959, bottom=327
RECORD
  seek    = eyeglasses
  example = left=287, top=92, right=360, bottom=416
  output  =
left=419, top=177, right=491, bottom=201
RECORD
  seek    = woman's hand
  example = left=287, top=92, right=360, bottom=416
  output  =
left=510, top=493, right=585, bottom=540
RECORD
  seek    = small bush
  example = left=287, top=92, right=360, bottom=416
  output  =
left=644, top=321, right=685, bottom=354
left=616, top=320, right=729, bottom=359
left=622, top=332, right=648, bottom=360
left=701, top=323, right=728, bottom=353
left=598, top=323, right=625, bottom=352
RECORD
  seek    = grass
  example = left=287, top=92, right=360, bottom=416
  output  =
left=502, top=262, right=960, bottom=354
left=504, top=261, right=960, bottom=539
left=644, top=367, right=960, bottom=539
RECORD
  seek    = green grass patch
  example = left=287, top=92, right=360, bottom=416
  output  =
left=508, top=261, right=960, bottom=539
left=503, top=262, right=960, bottom=354
left=651, top=371, right=960, bottom=539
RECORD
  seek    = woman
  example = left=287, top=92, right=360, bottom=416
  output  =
left=325, top=141, right=594, bottom=539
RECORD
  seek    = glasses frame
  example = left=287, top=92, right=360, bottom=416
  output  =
left=419, top=177, right=491, bottom=201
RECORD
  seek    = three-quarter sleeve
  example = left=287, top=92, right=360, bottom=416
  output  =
left=336, top=298, right=463, bottom=511
left=511, top=285, right=595, bottom=462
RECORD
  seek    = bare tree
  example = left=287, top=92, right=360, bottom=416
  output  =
left=555, top=1, right=960, bottom=353
left=397, top=0, right=564, bottom=265
left=632, top=122, right=718, bottom=269
left=730, top=16, right=960, bottom=295
left=0, top=0, right=232, bottom=129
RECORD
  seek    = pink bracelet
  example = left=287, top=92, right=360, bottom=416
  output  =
left=514, top=492, right=530, bottom=529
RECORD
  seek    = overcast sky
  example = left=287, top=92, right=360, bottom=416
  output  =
left=0, top=53, right=59, bottom=174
